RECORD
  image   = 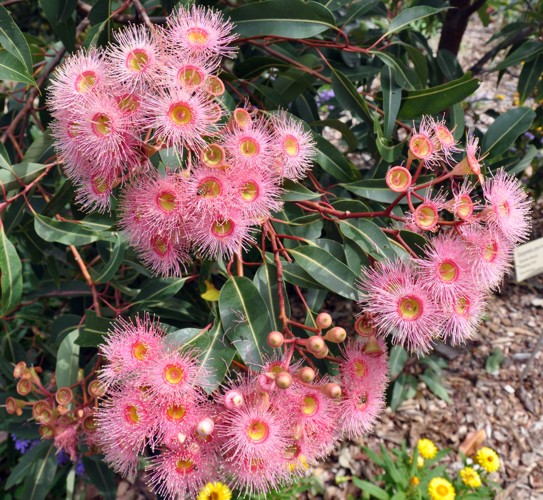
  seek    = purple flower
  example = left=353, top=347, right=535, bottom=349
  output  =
left=75, top=459, right=85, bottom=476
left=523, top=131, right=535, bottom=141
left=11, top=434, right=39, bottom=454
left=56, top=449, right=70, bottom=466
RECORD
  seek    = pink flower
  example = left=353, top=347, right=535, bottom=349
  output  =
left=482, top=168, right=531, bottom=244
left=417, top=234, right=473, bottom=305
left=442, top=292, right=487, bottom=345
left=136, top=230, right=190, bottom=277
left=338, top=383, right=385, bottom=439
left=54, top=424, right=78, bottom=462
left=165, top=5, right=238, bottom=59
left=99, top=314, right=164, bottom=387
left=161, top=53, right=218, bottom=92
left=449, top=180, right=479, bottom=221
left=74, top=172, right=116, bottom=213
left=408, top=116, right=440, bottom=168
left=359, top=260, right=443, bottom=354
left=232, top=167, right=283, bottom=220
left=410, top=192, right=445, bottom=232
left=338, top=340, right=389, bottom=391
left=431, top=117, right=461, bottom=164
left=223, top=453, right=285, bottom=496
left=185, top=166, right=232, bottom=215
left=271, top=111, right=316, bottom=180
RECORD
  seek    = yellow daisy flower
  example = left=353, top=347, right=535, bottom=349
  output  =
left=197, top=482, right=232, bottom=500
left=460, top=466, right=482, bottom=488
left=428, top=477, right=455, bottom=500
left=475, top=447, right=500, bottom=473
left=418, top=438, right=438, bottom=459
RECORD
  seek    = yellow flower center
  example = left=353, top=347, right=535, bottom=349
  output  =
left=91, top=113, right=112, bottom=136
left=482, top=240, right=498, bottom=262
left=168, top=102, right=193, bottom=126
left=125, top=405, right=140, bottom=424
left=234, top=108, right=251, bottom=128
left=436, top=126, right=455, bottom=147
left=126, top=49, right=149, bottom=72
left=75, top=71, right=97, bottom=93
left=167, top=404, right=186, bottom=421
left=198, top=178, right=221, bottom=198
left=438, top=261, right=458, bottom=282
left=246, top=420, right=269, bottom=443
left=175, top=459, right=195, bottom=473
left=211, top=219, right=234, bottom=238
left=387, top=167, right=411, bottom=191
left=437, top=485, right=449, bottom=496
left=496, top=200, right=510, bottom=217
left=301, top=395, right=318, bottom=416
left=283, top=135, right=300, bottom=157
left=398, top=295, right=423, bottom=320
left=187, top=27, right=208, bottom=46
left=151, top=236, right=169, bottom=256
left=456, top=194, right=473, bottom=219
left=132, top=341, right=148, bottom=360
left=455, top=297, right=469, bottom=316
left=240, top=137, right=259, bottom=157
left=241, top=181, right=259, bottom=202
left=202, top=144, right=224, bottom=167
left=354, top=360, right=367, bottom=378
left=164, top=364, right=184, bottom=385
left=409, top=134, right=433, bottom=159
left=177, top=65, right=203, bottom=88
left=157, top=191, right=176, bottom=212
left=204, top=76, right=225, bottom=96
left=118, top=94, right=139, bottom=113
left=92, top=176, right=109, bottom=194
left=415, top=205, right=438, bottom=228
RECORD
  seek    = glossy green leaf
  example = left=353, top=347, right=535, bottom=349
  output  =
left=398, top=230, right=428, bottom=257
left=56, top=329, right=80, bottom=388
left=76, top=310, right=112, bottom=347
left=94, top=235, right=126, bottom=283
left=518, top=53, right=543, bottom=104
left=397, top=73, right=480, bottom=119
left=253, top=261, right=289, bottom=332
left=219, top=277, right=272, bottom=369
left=0, top=226, right=22, bottom=315
left=288, top=246, right=358, bottom=299
left=372, top=51, right=417, bottom=90
left=338, top=219, right=396, bottom=260
left=6, top=441, right=49, bottom=489
left=229, top=0, right=336, bottom=38
left=22, top=444, right=57, bottom=500
left=389, top=346, right=408, bottom=380
left=0, top=50, right=36, bottom=86
left=482, top=107, right=536, bottom=157
left=282, top=179, right=321, bottom=202
left=82, top=457, right=116, bottom=500
left=167, top=321, right=236, bottom=393
left=352, top=477, right=389, bottom=500
left=133, top=277, right=188, bottom=305
left=0, top=6, right=33, bottom=72
left=343, top=238, right=369, bottom=275
left=381, top=65, right=401, bottom=138
left=506, top=145, right=537, bottom=176
left=494, top=39, right=543, bottom=71
left=386, top=6, right=448, bottom=36
left=331, top=67, right=372, bottom=125
left=0, top=162, right=48, bottom=192
left=450, top=102, right=466, bottom=141
left=390, top=373, right=416, bottom=411
left=340, top=176, right=433, bottom=204
left=34, top=213, right=112, bottom=246
left=38, top=0, right=76, bottom=51
left=314, top=134, right=360, bottom=182
left=374, top=116, right=403, bottom=162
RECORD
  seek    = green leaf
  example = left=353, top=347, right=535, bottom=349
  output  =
left=352, top=477, right=389, bottom=499
left=0, top=5, right=33, bottom=73
left=420, top=372, right=451, bottom=403
left=363, top=446, right=385, bottom=467
left=398, top=230, right=428, bottom=257
left=94, top=235, right=126, bottom=283
left=389, top=346, right=408, bottom=379
left=494, top=40, right=543, bottom=71
left=288, top=246, right=358, bottom=299
left=23, top=443, right=57, bottom=500
left=331, top=67, right=372, bottom=125
left=381, top=65, right=402, bottom=138
left=229, top=0, right=336, bottom=38
left=338, top=219, right=396, bottom=260
left=55, top=329, right=80, bottom=389
left=485, top=348, right=504, bottom=374
left=397, top=73, right=480, bottom=119
left=82, top=457, right=116, bottom=500
left=0, top=50, right=35, bottom=86
left=167, top=321, right=236, bottom=393
left=254, top=261, right=289, bottom=332
left=506, top=145, right=537, bottom=176
left=314, top=134, right=360, bottom=182
left=482, top=107, right=536, bottom=157
left=219, top=277, right=272, bottom=369
left=0, top=225, right=22, bottom=315
left=371, top=51, right=416, bottom=91
left=34, top=213, right=112, bottom=246
left=133, top=277, right=188, bottom=305
left=0, top=162, right=48, bottom=192
left=282, top=179, right=321, bottom=202
left=386, top=6, right=448, bottom=36
left=76, top=310, right=112, bottom=347
left=6, top=441, right=49, bottom=489
left=518, top=53, right=543, bottom=104
left=390, top=373, right=416, bottom=411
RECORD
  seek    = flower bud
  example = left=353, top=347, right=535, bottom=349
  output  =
left=267, top=331, right=284, bottom=348
left=16, top=378, right=32, bottom=396
left=315, top=312, right=332, bottom=329
left=364, top=335, right=384, bottom=356
left=307, top=336, right=326, bottom=354
left=354, top=314, right=375, bottom=337
left=177, top=432, right=187, bottom=444
left=313, top=345, right=329, bottom=359
left=324, top=326, right=347, bottom=343
left=13, top=361, right=27, bottom=379
left=39, top=425, right=54, bottom=439
left=275, top=371, right=293, bottom=390
left=55, top=387, right=74, bottom=406
left=224, top=390, right=243, bottom=410
left=297, top=367, right=316, bottom=383
left=258, top=372, right=276, bottom=392
left=197, top=418, right=215, bottom=437
left=5, top=397, right=25, bottom=416
left=322, top=383, right=342, bottom=399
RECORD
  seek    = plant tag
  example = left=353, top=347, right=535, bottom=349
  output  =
left=514, top=237, right=543, bottom=281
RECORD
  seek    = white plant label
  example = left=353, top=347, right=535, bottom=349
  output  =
left=514, top=237, right=543, bottom=281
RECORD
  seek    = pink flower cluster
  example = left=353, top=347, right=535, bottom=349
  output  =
left=96, top=315, right=388, bottom=497
left=48, top=6, right=315, bottom=275
left=360, top=120, right=531, bottom=354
